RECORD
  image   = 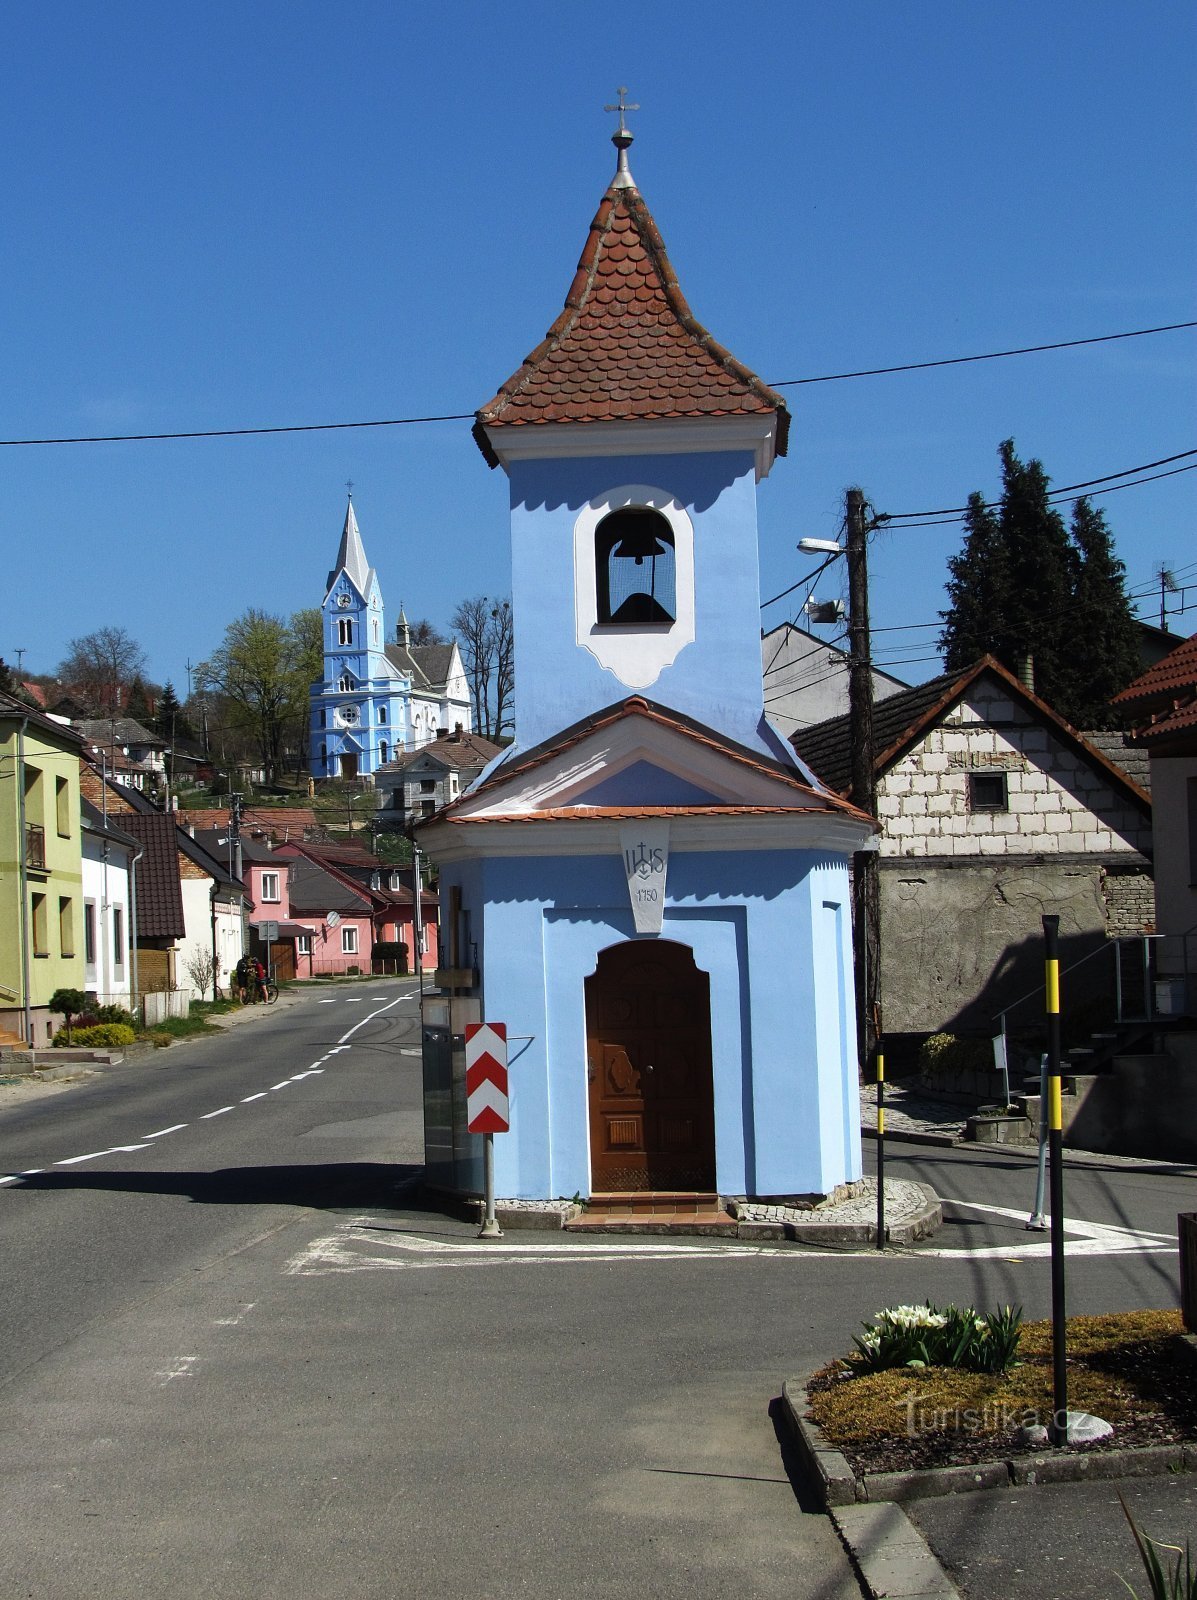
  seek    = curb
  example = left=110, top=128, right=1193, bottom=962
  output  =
left=781, top=1370, right=1196, bottom=1507
left=831, top=1502, right=961, bottom=1600
left=862, top=1125, right=962, bottom=1149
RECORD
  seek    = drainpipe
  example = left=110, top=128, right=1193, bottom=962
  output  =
left=16, top=717, right=32, bottom=1046
left=129, top=841, right=143, bottom=1018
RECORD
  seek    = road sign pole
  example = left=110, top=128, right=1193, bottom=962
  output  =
left=480, top=1132, right=502, bottom=1239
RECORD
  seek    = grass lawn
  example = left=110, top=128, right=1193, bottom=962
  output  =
left=809, top=1310, right=1195, bottom=1474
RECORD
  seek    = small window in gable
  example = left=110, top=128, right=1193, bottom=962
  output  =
left=338, top=672, right=355, bottom=692
left=968, top=771, right=1008, bottom=812
left=595, top=509, right=675, bottom=625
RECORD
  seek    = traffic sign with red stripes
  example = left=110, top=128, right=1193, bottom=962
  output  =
left=465, top=1021, right=509, bottom=1134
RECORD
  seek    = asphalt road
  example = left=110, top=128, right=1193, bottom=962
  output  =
left=0, top=990, right=1189, bottom=1599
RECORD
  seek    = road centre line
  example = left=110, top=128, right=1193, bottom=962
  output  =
left=336, top=990, right=412, bottom=1045
left=56, top=1143, right=150, bottom=1165
left=270, top=1081, right=291, bottom=1091
left=201, top=1106, right=233, bottom=1119
left=142, top=1123, right=187, bottom=1139
left=241, top=1092, right=267, bottom=1103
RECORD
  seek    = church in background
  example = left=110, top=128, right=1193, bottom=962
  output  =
left=309, top=497, right=471, bottom=780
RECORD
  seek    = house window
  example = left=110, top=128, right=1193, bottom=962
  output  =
left=261, top=871, right=281, bottom=903
left=31, top=892, right=48, bottom=956
left=379, top=740, right=388, bottom=764
left=342, top=926, right=358, bottom=954
left=968, top=772, right=1008, bottom=812
left=56, top=776, right=71, bottom=837
left=297, top=933, right=311, bottom=955
left=420, top=778, right=436, bottom=793
left=378, top=706, right=387, bottom=725
left=370, top=871, right=381, bottom=891
left=338, top=618, right=353, bottom=646
left=84, top=900, right=97, bottom=965
left=113, top=907, right=124, bottom=968
left=59, top=896, right=75, bottom=957
left=338, top=673, right=355, bottom=692
left=390, top=871, right=401, bottom=891
left=420, top=799, right=436, bottom=817
left=596, top=508, right=675, bottom=625
left=320, top=709, right=327, bottom=728
left=321, top=742, right=327, bottom=762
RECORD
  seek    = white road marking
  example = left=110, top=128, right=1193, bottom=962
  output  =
left=213, top=1303, right=255, bottom=1327
left=927, top=1199, right=1176, bottom=1259
left=343, top=998, right=363, bottom=1004
left=270, top=1080, right=291, bottom=1091
left=241, top=1092, right=268, bottom=1102
left=143, top=1123, right=187, bottom=1139
left=336, top=991, right=410, bottom=1045
left=201, top=1106, right=233, bottom=1120
left=157, top=1355, right=200, bottom=1386
left=317, top=1000, right=338, bottom=1005
left=55, top=1144, right=149, bottom=1165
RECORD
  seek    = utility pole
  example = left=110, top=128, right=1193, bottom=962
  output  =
left=846, top=487, right=880, bottom=1068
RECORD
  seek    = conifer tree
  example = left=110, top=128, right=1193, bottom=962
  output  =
left=156, top=680, right=194, bottom=744
left=1066, top=497, right=1141, bottom=727
left=940, top=440, right=1139, bottom=724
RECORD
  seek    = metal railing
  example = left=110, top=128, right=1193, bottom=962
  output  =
left=24, top=823, right=45, bottom=870
left=991, top=934, right=1163, bottom=1103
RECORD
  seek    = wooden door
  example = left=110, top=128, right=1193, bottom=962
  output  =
left=585, top=941, right=715, bottom=1193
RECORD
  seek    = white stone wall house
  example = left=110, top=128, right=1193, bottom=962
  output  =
left=795, top=656, right=1154, bottom=1041
left=80, top=800, right=137, bottom=1007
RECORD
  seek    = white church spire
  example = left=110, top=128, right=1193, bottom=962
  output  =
left=327, top=494, right=371, bottom=597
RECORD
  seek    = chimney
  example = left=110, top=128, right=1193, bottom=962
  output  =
left=1018, top=654, right=1035, bottom=694
left=452, top=722, right=463, bottom=742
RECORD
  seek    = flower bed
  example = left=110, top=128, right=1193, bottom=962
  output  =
left=808, top=1309, right=1195, bottom=1475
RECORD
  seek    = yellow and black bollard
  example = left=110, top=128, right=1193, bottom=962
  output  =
left=1043, top=914, right=1069, bottom=1442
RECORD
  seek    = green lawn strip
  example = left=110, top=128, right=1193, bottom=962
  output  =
left=808, top=1310, right=1194, bottom=1474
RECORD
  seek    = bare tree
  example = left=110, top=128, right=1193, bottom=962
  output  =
left=409, top=618, right=446, bottom=646
left=184, top=945, right=217, bottom=1001
left=58, top=626, right=148, bottom=715
left=450, top=595, right=514, bottom=739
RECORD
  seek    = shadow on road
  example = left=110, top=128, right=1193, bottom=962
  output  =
left=9, top=1161, right=424, bottom=1212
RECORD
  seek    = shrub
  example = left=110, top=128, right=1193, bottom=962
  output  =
left=94, top=1004, right=136, bottom=1029
left=917, top=1032, right=992, bottom=1077
left=852, top=1301, right=1022, bottom=1375
left=52, top=1023, right=136, bottom=1048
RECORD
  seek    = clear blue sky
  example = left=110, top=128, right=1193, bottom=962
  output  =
left=4, top=1, right=1195, bottom=697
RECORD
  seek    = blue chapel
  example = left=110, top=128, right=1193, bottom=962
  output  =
left=310, top=498, right=471, bottom=780
left=418, top=119, right=875, bottom=1205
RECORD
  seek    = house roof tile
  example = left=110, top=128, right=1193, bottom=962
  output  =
left=117, top=812, right=186, bottom=938
left=474, top=166, right=788, bottom=463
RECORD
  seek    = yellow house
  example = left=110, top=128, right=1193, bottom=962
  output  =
left=0, top=693, right=87, bottom=1046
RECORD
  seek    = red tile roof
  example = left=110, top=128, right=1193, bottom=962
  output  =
left=1112, top=631, right=1197, bottom=707
left=474, top=179, right=788, bottom=463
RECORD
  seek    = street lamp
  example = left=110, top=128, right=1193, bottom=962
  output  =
left=797, top=538, right=845, bottom=556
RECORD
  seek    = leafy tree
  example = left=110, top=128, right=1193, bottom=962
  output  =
left=198, top=610, right=307, bottom=784
left=940, top=440, right=1139, bottom=724
left=451, top=595, right=514, bottom=740
left=58, top=626, right=148, bottom=715
left=48, top=987, right=88, bottom=1043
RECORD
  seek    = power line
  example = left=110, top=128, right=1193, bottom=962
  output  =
left=768, top=320, right=1197, bottom=388
left=2, top=323, right=1194, bottom=449
left=879, top=449, right=1197, bottom=523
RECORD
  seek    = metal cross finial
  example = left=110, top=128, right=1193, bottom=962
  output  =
left=604, top=87, right=639, bottom=135
left=346, top=479, right=354, bottom=499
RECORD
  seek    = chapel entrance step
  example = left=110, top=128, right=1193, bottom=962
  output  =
left=565, top=1191, right=738, bottom=1234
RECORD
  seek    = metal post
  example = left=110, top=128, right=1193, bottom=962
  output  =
left=875, top=1046, right=886, bottom=1250
left=479, top=1132, right=502, bottom=1239
left=846, top=488, right=879, bottom=1068
left=1027, top=1053, right=1048, bottom=1230
left=994, top=1014, right=1011, bottom=1109
left=1043, top=915, right=1069, bottom=1442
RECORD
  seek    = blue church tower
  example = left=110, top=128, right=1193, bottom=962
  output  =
left=419, top=117, right=875, bottom=1206
left=310, top=497, right=472, bottom=779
